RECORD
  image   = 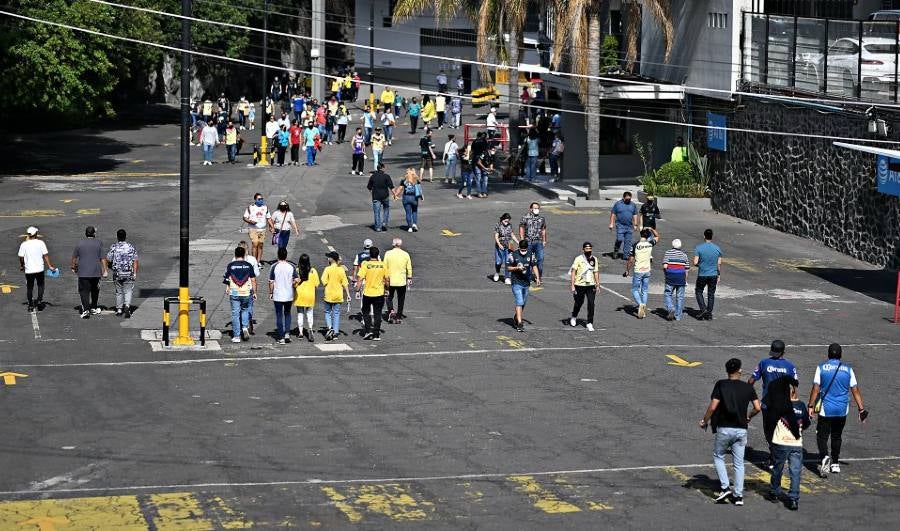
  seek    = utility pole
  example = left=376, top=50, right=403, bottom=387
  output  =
left=369, top=0, right=375, bottom=97
left=258, top=0, right=270, bottom=166
left=311, top=0, right=325, bottom=99
left=174, top=0, right=193, bottom=345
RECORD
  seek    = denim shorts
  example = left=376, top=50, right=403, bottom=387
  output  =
left=511, top=283, right=529, bottom=307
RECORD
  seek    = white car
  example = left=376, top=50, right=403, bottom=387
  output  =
left=819, top=37, right=898, bottom=94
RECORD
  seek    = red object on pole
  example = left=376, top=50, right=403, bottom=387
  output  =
left=894, top=270, right=900, bottom=324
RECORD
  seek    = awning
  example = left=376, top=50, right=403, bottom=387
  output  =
left=600, top=84, right=685, bottom=100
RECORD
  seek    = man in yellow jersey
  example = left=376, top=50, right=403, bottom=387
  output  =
left=358, top=246, right=388, bottom=340
left=380, top=86, right=396, bottom=113
left=384, top=238, right=412, bottom=324
left=626, top=229, right=655, bottom=319
left=569, top=241, right=599, bottom=332
left=321, top=251, right=351, bottom=341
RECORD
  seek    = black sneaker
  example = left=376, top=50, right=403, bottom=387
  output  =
left=666, top=311, right=675, bottom=321
left=124, top=309, right=131, bottom=319
left=27, top=304, right=34, bottom=313
left=697, top=310, right=708, bottom=321
left=788, top=499, right=798, bottom=511
left=764, top=491, right=779, bottom=503
left=705, top=312, right=714, bottom=321
left=307, top=329, right=314, bottom=343
left=363, top=332, right=374, bottom=340
left=325, top=329, right=335, bottom=341
left=818, top=455, right=831, bottom=478
left=516, top=321, right=525, bottom=332
left=733, top=496, right=743, bottom=506
left=80, top=310, right=90, bottom=319
left=714, top=489, right=732, bottom=503
left=372, top=335, right=382, bottom=341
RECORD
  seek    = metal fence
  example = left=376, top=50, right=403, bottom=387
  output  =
left=742, top=12, right=900, bottom=103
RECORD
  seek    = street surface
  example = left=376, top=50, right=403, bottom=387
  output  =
left=1, top=104, right=898, bottom=529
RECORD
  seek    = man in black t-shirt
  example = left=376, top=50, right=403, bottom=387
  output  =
left=419, top=130, right=436, bottom=182
left=639, top=195, right=661, bottom=243
left=367, top=163, right=394, bottom=232
left=700, top=358, right=762, bottom=506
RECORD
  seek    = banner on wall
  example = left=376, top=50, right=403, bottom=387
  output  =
left=876, top=155, right=900, bottom=197
left=707, top=112, right=727, bottom=152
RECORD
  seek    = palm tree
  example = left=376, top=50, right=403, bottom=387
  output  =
left=550, top=0, right=674, bottom=200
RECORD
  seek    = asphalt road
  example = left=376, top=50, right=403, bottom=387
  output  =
left=1, top=103, right=898, bottom=530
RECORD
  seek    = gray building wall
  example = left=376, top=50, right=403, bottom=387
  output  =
left=708, top=98, right=900, bottom=268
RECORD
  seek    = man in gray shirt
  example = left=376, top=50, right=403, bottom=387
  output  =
left=71, top=226, right=107, bottom=318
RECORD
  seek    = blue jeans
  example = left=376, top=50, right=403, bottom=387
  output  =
left=306, top=146, right=316, bottom=166
left=475, top=168, right=489, bottom=194
left=229, top=295, right=251, bottom=336
left=372, top=198, right=390, bottom=229
left=549, top=153, right=560, bottom=178
left=664, top=284, right=685, bottom=319
left=384, top=125, right=393, bottom=142
left=324, top=125, right=334, bottom=142
left=511, top=283, right=529, bottom=307
left=276, top=229, right=291, bottom=250
left=365, top=126, right=373, bottom=144
left=324, top=301, right=342, bottom=334
left=528, top=241, right=544, bottom=277
left=457, top=170, right=473, bottom=196
left=202, top=143, right=214, bottom=162
left=445, top=156, right=458, bottom=179
left=403, top=199, right=418, bottom=227
left=273, top=300, right=291, bottom=340
left=615, top=225, right=634, bottom=258
left=525, top=155, right=538, bottom=180
left=631, top=271, right=651, bottom=306
left=713, top=427, right=748, bottom=497
left=494, top=246, right=509, bottom=277
left=373, top=149, right=383, bottom=169
left=771, top=444, right=803, bottom=501
left=226, top=144, right=237, bottom=162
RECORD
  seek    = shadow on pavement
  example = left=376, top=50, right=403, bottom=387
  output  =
left=799, top=267, right=898, bottom=305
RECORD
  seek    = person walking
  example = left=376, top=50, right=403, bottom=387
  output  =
left=224, top=246, right=257, bottom=343
left=395, top=169, right=423, bottom=232
left=368, top=163, right=394, bottom=232
left=18, top=226, right=57, bottom=313
left=289, top=119, right=302, bottom=165
left=243, top=193, right=270, bottom=265
left=456, top=74, right=465, bottom=95
left=362, top=106, right=376, bottom=145
left=371, top=127, right=387, bottom=169
left=418, top=130, right=436, bottom=183
left=358, top=246, right=388, bottom=340
left=524, top=129, right=540, bottom=181
left=407, top=97, right=421, bottom=133
left=351, top=238, right=374, bottom=306
left=104, top=229, right=139, bottom=318
left=662, top=238, right=689, bottom=321
left=519, top=202, right=547, bottom=277
left=435, top=94, right=446, bottom=129
left=569, top=242, right=599, bottom=332
left=493, top=213, right=518, bottom=284
left=350, top=128, right=366, bottom=175
left=238, top=240, right=260, bottom=335
left=748, top=340, right=799, bottom=466
left=380, top=108, right=395, bottom=146
left=269, top=247, right=297, bottom=345
left=224, top=121, right=239, bottom=164
left=421, top=95, right=436, bottom=128
left=450, top=96, right=462, bottom=128
left=200, top=120, right=218, bottom=165
left=380, top=86, right=395, bottom=113
left=693, top=228, right=723, bottom=320
left=436, top=70, right=448, bottom=93
left=321, top=251, right=350, bottom=341
left=276, top=124, right=289, bottom=166
left=442, top=134, right=459, bottom=184
left=699, top=358, right=762, bottom=507
left=336, top=103, right=350, bottom=143
left=549, top=133, right=564, bottom=181
left=807, top=343, right=867, bottom=478
left=475, top=145, right=496, bottom=198
left=507, top=240, right=541, bottom=333
left=71, top=226, right=106, bottom=319
left=269, top=200, right=300, bottom=253
left=302, top=122, right=317, bottom=167
left=639, top=194, right=661, bottom=243
left=293, top=253, right=320, bottom=342
left=626, top=229, right=655, bottom=318
left=384, top=238, right=413, bottom=324
left=764, top=377, right=810, bottom=511
left=457, top=141, right=474, bottom=199
left=609, top=192, right=638, bottom=260
left=264, top=115, right=279, bottom=163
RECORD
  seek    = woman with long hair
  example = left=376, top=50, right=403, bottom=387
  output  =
left=293, top=253, right=320, bottom=342
left=394, top=169, right=424, bottom=232
left=270, top=200, right=300, bottom=252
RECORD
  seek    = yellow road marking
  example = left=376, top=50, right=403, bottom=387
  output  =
left=0, top=371, right=27, bottom=385
left=497, top=335, right=525, bottom=349
left=722, top=257, right=760, bottom=273
left=507, top=475, right=581, bottom=514
left=586, top=501, right=613, bottom=511
left=666, top=354, right=702, bottom=368
left=75, top=208, right=101, bottom=215
left=20, top=516, right=68, bottom=531
left=322, top=484, right=433, bottom=522
left=1, top=284, right=20, bottom=294
left=441, top=228, right=462, bottom=237
left=529, top=286, right=544, bottom=292
left=769, top=258, right=828, bottom=271
left=150, top=492, right=214, bottom=530
left=207, top=496, right=253, bottom=529
left=0, top=209, right=64, bottom=218
left=552, top=476, right=614, bottom=511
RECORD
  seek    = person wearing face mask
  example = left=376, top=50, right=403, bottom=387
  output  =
left=243, top=193, right=270, bottom=264
left=493, top=213, right=518, bottom=283
left=569, top=242, right=599, bottom=332
left=269, top=200, right=301, bottom=253
left=519, top=202, right=548, bottom=278
left=609, top=191, right=638, bottom=260
left=507, top=239, right=541, bottom=333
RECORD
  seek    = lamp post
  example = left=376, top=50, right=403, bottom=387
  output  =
left=258, top=0, right=270, bottom=166
left=173, top=0, right=194, bottom=345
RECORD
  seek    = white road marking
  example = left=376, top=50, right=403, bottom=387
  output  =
left=314, top=343, right=353, bottom=352
left=3, top=456, right=897, bottom=497
left=7, top=342, right=900, bottom=369
left=30, top=312, right=41, bottom=340
left=598, top=284, right=632, bottom=302
left=320, top=238, right=329, bottom=245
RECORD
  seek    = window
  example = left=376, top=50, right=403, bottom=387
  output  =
left=708, top=12, right=728, bottom=29
left=420, top=28, right=477, bottom=47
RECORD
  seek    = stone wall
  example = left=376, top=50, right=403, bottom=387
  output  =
left=707, top=97, right=900, bottom=269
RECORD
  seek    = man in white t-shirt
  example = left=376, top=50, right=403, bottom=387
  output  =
left=18, top=226, right=57, bottom=312
left=268, top=247, right=298, bottom=345
left=486, top=107, right=499, bottom=141
left=243, top=193, right=271, bottom=264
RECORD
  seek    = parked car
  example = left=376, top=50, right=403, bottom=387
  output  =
left=815, top=37, right=899, bottom=95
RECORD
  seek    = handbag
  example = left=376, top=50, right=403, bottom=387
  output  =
left=813, top=361, right=842, bottom=413
left=271, top=211, right=288, bottom=245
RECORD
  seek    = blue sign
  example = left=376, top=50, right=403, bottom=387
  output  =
left=876, top=155, right=900, bottom=197
left=707, top=112, right=727, bottom=152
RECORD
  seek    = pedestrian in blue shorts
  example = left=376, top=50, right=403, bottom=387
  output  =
left=507, top=240, right=541, bottom=333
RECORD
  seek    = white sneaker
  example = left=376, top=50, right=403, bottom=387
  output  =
left=831, top=463, right=841, bottom=473
left=90, top=308, right=102, bottom=315
left=408, top=227, right=414, bottom=232
left=492, top=273, right=499, bottom=282
left=231, top=337, right=241, bottom=343
left=586, top=323, right=595, bottom=332
left=504, top=278, right=511, bottom=285
left=569, top=317, right=577, bottom=327
left=241, top=327, right=250, bottom=341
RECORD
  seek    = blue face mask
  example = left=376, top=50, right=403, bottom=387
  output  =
left=255, top=199, right=265, bottom=207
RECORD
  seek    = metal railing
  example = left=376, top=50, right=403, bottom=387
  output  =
left=742, top=12, right=900, bottom=103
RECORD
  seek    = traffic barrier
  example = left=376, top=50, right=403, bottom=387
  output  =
left=162, top=296, right=206, bottom=347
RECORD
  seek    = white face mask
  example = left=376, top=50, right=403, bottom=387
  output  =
left=532, top=208, right=540, bottom=215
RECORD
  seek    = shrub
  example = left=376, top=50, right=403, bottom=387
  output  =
left=656, top=161, right=695, bottom=184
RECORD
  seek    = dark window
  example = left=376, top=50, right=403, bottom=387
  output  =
left=766, top=0, right=853, bottom=19
left=420, top=28, right=477, bottom=47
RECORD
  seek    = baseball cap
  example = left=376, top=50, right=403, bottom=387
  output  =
left=672, top=238, right=682, bottom=249
left=363, top=238, right=373, bottom=248
left=26, top=226, right=38, bottom=236
left=770, top=339, right=786, bottom=357
left=325, top=251, right=340, bottom=261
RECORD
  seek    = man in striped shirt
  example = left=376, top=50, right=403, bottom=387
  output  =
left=663, top=238, right=689, bottom=321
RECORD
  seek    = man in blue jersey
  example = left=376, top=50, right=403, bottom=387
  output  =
left=807, top=343, right=867, bottom=478
left=748, top=339, right=798, bottom=464
left=608, top=192, right=638, bottom=260
left=693, top=228, right=723, bottom=320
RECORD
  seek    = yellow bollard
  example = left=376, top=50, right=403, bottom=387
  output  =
left=258, top=134, right=270, bottom=166
left=171, top=286, right=195, bottom=346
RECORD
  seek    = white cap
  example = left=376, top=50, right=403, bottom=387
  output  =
left=490, top=107, right=496, bottom=113
left=672, top=239, right=682, bottom=249
left=26, top=226, right=38, bottom=236
left=363, top=238, right=373, bottom=248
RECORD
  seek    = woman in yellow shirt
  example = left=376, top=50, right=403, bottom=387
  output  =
left=421, top=95, right=436, bottom=127
left=294, top=254, right=320, bottom=342
left=321, top=251, right=350, bottom=341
